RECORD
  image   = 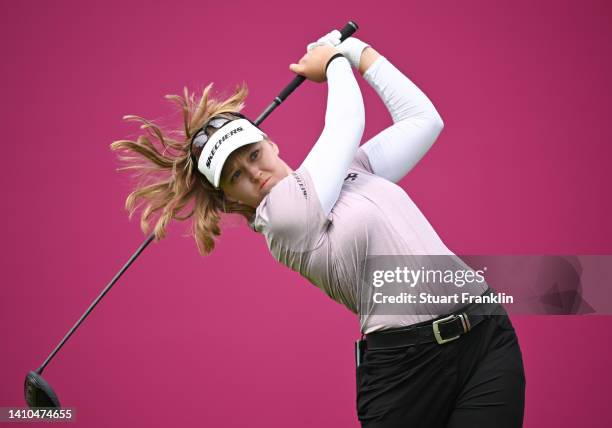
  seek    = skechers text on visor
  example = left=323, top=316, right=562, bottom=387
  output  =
left=196, top=118, right=267, bottom=188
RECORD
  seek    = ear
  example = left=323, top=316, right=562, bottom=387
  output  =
left=266, top=139, right=280, bottom=155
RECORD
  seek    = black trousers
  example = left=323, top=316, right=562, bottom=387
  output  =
left=356, top=305, right=526, bottom=427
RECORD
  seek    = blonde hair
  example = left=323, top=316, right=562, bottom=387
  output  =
left=110, top=82, right=256, bottom=256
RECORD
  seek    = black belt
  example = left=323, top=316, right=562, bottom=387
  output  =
left=365, top=290, right=501, bottom=350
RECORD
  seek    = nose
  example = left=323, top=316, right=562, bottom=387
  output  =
left=245, top=165, right=263, bottom=182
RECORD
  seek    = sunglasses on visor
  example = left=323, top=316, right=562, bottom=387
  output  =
left=189, top=112, right=251, bottom=165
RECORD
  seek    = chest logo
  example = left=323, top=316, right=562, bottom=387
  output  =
left=344, top=172, right=359, bottom=182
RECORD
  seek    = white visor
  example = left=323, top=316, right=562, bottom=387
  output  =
left=196, top=118, right=267, bottom=188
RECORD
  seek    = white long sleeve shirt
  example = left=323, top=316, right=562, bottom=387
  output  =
left=252, top=55, right=488, bottom=333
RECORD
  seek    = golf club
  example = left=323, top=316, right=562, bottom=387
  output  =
left=24, top=20, right=358, bottom=409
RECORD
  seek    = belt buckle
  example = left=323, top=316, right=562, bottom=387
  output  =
left=432, top=313, right=471, bottom=345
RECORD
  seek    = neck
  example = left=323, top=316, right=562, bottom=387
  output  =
left=282, top=161, right=294, bottom=176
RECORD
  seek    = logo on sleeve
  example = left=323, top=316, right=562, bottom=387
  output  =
left=292, top=173, right=308, bottom=200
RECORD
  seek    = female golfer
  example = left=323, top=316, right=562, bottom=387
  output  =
left=112, top=32, right=526, bottom=427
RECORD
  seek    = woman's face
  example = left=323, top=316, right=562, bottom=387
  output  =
left=219, top=138, right=292, bottom=208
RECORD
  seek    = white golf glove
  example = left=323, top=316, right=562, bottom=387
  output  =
left=307, top=30, right=370, bottom=70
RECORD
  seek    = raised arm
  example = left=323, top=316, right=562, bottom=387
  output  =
left=308, top=33, right=444, bottom=183
left=359, top=47, right=444, bottom=182
left=291, top=47, right=366, bottom=216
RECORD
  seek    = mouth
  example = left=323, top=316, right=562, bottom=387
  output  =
left=259, top=177, right=271, bottom=190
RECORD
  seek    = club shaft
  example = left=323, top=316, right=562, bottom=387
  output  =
left=38, top=233, right=155, bottom=373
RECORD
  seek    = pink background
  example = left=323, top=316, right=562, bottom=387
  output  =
left=2, top=0, right=611, bottom=426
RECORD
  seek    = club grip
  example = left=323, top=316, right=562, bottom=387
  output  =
left=338, top=21, right=359, bottom=41
left=278, top=75, right=306, bottom=101
left=277, top=21, right=359, bottom=102
left=254, top=21, right=360, bottom=125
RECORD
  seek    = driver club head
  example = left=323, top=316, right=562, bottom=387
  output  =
left=24, top=371, right=61, bottom=408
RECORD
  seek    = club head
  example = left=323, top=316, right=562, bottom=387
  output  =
left=24, top=371, right=61, bottom=408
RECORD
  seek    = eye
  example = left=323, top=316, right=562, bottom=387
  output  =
left=230, top=169, right=241, bottom=183
left=250, top=149, right=260, bottom=161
